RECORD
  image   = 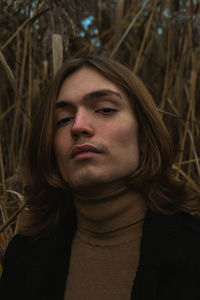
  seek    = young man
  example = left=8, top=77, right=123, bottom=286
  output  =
left=1, top=56, right=200, bottom=300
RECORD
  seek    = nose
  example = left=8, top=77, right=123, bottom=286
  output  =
left=71, top=110, right=94, bottom=139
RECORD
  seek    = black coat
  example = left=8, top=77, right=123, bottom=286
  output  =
left=1, top=210, right=200, bottom=300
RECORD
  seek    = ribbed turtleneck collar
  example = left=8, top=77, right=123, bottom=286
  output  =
left=73, top=186, right=146, bottom=246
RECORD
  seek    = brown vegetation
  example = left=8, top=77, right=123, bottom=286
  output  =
left=0, top=0, right=200, bottom=272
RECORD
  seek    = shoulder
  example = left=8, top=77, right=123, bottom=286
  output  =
left=182, top=212, right=200, bottom=243
left=2, top=234, right=29, bottom=267
left=179, top=212, right=200, bottom=262
left=182, top=212, right=200, bottom=233
left=2, top=225, right=74, bottom=267
left=4, top=233, right=29, bottom=251
left=0, top=234, right=30, bottom=299
left=1, top=231, right=72, bottom=299
left=144, top=210, right=200, bottom=251
left=0, top=234, right=30, bottom=283
left=146, top=209, right=200, bottom=233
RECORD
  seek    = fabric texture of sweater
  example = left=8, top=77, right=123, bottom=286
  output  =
left=64, top=187, right=145, bottom=299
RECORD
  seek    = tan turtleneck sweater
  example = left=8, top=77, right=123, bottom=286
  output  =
left=64, top=187, right=146, bottom=300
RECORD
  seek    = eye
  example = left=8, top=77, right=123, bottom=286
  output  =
left=96, top=108, right=117, bottom=115
left=57, top=116, right=74, bottom=126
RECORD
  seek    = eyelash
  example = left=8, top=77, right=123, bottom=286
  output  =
left=96, top=107, right=117, bottom=114
left=56, top=117, right=74, bottom=126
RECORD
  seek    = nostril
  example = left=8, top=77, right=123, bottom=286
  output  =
left=71, top=130, right=90, bottom=139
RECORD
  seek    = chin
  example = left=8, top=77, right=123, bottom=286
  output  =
left=69, top=176, right=102, bottom=190
left=66, top=169, right=112, bottom=191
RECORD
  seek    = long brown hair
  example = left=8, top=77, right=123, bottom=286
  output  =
left=20, top=55, right=200, bottom=237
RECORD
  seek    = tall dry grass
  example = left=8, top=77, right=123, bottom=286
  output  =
left=0, top=0, right=200, bottom=271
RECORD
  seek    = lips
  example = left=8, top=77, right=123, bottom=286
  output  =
left=70, top=144, right=100, bottom=159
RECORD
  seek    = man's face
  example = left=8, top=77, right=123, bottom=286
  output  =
left=53, top=67, right=139, bottom=195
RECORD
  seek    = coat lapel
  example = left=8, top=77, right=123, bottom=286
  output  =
left=21, top=218, right=76, bottom=300
left=131, top=210, right=185, bottom=300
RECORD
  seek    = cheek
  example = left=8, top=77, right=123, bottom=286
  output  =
left=108, top=120, right=138, bottom=149
left=108, top=119, right=139, bottom=169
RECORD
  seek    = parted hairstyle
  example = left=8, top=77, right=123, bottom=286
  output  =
left=20, top=55, right=200, bottom=237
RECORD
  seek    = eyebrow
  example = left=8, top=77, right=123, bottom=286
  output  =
left=55, top=89, right=122, bottom=109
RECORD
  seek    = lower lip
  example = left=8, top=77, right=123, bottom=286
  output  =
left=73, top=151, right=99, bottom=160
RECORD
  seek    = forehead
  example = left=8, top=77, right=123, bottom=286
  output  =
left=57, top=67, right=126, bottom=103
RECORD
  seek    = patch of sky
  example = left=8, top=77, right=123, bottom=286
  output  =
left=92, top=28, right=99, bottom=35
left=178, top=0, right=186, bottom=5
left=78, top=31, right=85, bottom=37
left=158, top=28, right=163, bottom=35
left=180, top=0, right=197, bottom=5
left=20, top=6, right=34, bottom=16
left=163, top=8, right=169, bottom=17
left=91, top=38, right=101, bottom=47
left=81, top=16, right=94, bottom=30
left=31, top=1, right=36, bottom=8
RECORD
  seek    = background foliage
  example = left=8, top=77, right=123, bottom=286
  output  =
left=0, top=0, right=200, bottom=272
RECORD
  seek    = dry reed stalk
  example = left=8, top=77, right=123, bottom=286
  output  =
left=133, top=0, right=159, bottom=73
left=0, top=143, right=8, bottom=236
left=167, top=97, right=180, bottom=116
left=52, top=34, right=63, bottom=75
left=188, top=56, right=199, bottom=176
left=188, top=123, right=194, bottom=177
left=176, top=158, right=200, bottom=166
left=19, top=27, right=30, bottom=95
left=165, top=97, right=199, bottom=179
left=0, top=104, right=16, bottom=122
left=175, top=17, right=198, bottom=179
left=110, top=0, right=149, bottom=58
left=187, top=130, right=200, bottom=177
left=0, top=203, right=25, bottom=235
left=50, top=3, right=56, bottom=33
left=4, top=190, right=24, bottom=204
left=0, top=5, right=48, bottom=51
left=172, top=165, right=200, bottom=192
left=20, top=31, right=33, bottom=163
left=16, top=32, right=21, bottom=86
left=114, top=0, right=124, bottom=43
left=187, top=43, right=196, bottom=176
left=0, top=51, right=19, bottom=98
left=159, top=23, right=171, bottom=110
left=9, top=26, right=29, bottom=171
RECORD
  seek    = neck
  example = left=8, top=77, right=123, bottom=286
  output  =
left=73, top=185, right=146, bottom=245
